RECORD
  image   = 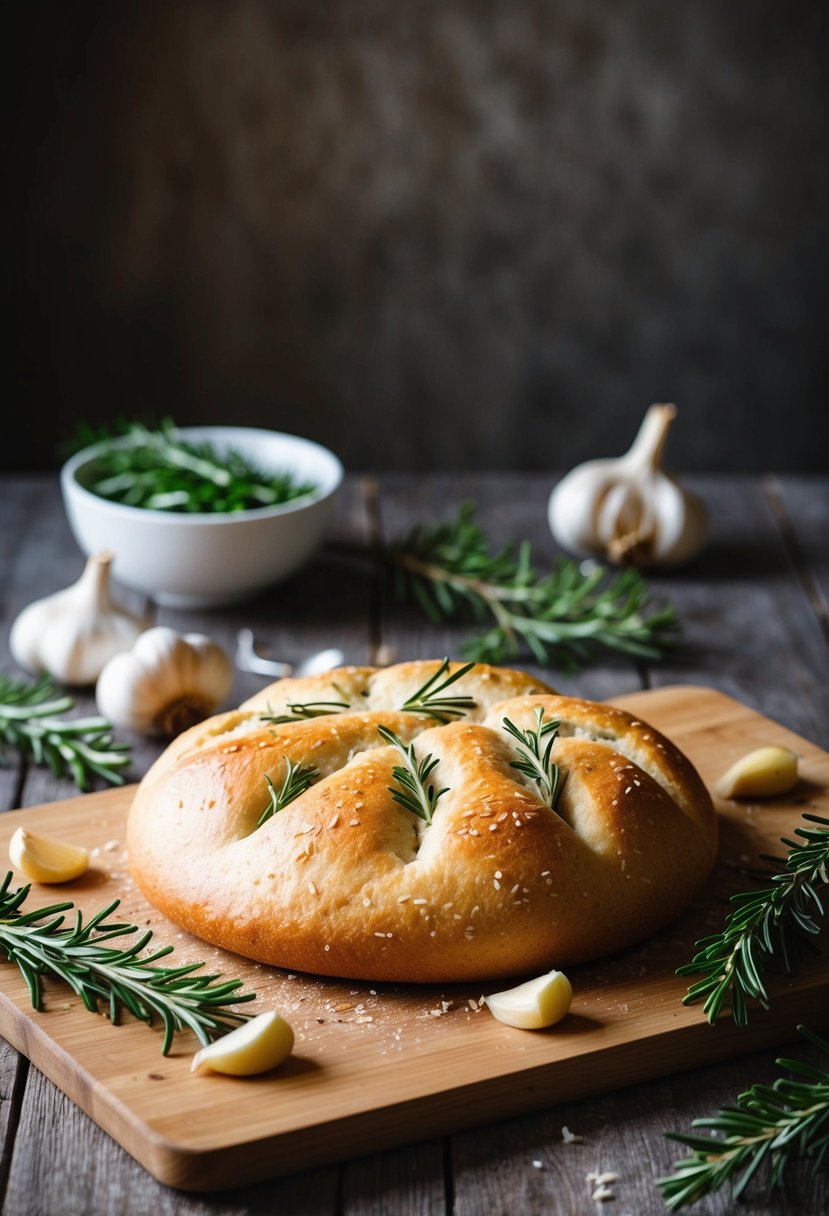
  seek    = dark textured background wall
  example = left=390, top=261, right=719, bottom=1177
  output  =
left=8, top=1, right=829, bottom=473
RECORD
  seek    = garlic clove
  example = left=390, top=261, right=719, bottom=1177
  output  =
left=9, top=827, right=89, bottom=884
left=485, top=969, right=573, bottom=1029
left=548, top=403, right=707, bottom=569
left=96, top=625, right=234, bottom=737
left=715, top=746, right=799, bottom=800
left=9, top=552, right=147, bottom=686
left=191, top=1010, right=294, bottom=1076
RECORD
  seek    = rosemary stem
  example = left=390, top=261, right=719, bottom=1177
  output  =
left=390, top=550, right=524, bottom=606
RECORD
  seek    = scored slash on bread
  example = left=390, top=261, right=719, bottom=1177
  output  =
left=126, top=661, right=717, bottom=983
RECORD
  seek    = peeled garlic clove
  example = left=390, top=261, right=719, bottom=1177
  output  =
left=9, top=827, right=89, bottom=884
left=715, top=746, right=799, bottom=799
left=485, top=969, right=572, bottom=1030
left=191, top=1010, right=294, bottom=1076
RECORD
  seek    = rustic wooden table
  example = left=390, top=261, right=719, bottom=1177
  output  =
left=0, top=471, right=827, bottom=1215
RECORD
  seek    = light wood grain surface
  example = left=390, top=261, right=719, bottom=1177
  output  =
left=0, top=471, right=828, bottom=1215
left=1, top=686, right=825, bottom=1192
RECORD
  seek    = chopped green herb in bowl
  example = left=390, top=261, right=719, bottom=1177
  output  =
left=60, top=424, right=343, bottom=608
left=73, top=420, right=318, bottom=513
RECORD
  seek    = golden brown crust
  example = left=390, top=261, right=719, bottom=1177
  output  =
left=126, top=660, right=717, bottom=982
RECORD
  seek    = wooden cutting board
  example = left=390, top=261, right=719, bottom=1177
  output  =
left=0, top=685, right=827, bottom=1192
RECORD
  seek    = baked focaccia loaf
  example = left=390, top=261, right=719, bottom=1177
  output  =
left=126, top=660, right=717, bottom=982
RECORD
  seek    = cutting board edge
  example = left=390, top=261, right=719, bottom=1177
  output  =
left=0, top=987, right=183, bottom=1180
left=3, top=967, right=827, bottom=1192
left=136, top=983, right=829, bottom=1191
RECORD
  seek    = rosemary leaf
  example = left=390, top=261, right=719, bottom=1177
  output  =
left=0, top=673, right=130, bottom=791
left=258, top=761, right=320, bottom=826
left=261, top=701, right=349, bottom=725
left=400, top=658, right=477, bottom=722
left=657, top=1026, right=829, bottom=1210
left=678, top=813, right=829, bottom=1026
left=74, top=419, right=317, bottom=514
left=376, top=502, right=679, bottom=672
left=377, top=726, right=447, bottom=824
left=0, top=873, right=255, bottom=1055
left=502, top=708, right=563, bottom=811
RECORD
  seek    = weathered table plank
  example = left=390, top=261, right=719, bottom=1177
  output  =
left=770, top=474, right=829, bottom=646
left=3, top=1064, right=339, bottom=1216
left=646, top=475, right=829, bottom=741
left=341, top=1141, right=447, bottom=1216
left=0, top=1044, right=25, bottom=1204
left=0, top=471, right=827, bottom=1216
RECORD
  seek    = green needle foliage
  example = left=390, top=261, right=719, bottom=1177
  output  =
left=502, top=708, right=563, bottom=811
left=678, top=813, right=829, bottom=1026
left=0, top=673, right=130, bottom=791
left=377, top=726, right=448, bottom=824
left=657, top=1026, right=829, bottom=1210
left=261, top=700, right=350, bottom=724
left=73, top=419, right=317, bottom=513
left=400, top=658, right=477, bottom=722
left=258, top=760, right=320, bottom=826
left=0, top=874, right=255, bottom=1055
left=386, top=502, right=679, bottom=671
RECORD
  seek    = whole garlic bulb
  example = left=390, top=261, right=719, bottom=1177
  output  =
left=10, top=552, right=147, bottom=686
left=548, top=403, right=707, bottom=568
left=96, top=626, right=234, bottom=736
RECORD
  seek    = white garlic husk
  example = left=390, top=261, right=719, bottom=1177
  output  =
left=9, top=552, right=147, bottom=686
left=95, top=626, right=234, bottom=737
left=548, top=403, right=707, bottom=568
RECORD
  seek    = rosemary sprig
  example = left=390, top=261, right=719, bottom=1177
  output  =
left=502, top=708, right=563, bottom=810
left=74, top=419, right=317, bottom=513
left=261, top=700, right=349, bottom=725
left=384, top=502, right=679, bottom=670
left=258, top=760, right=320, bottom=826
left=678, top=813, right=829, bottom=1026
left=0, top=873, right=254, bottom=1055
left=0, top=673, right=130, bottom=791
left=657, top=1025, right=829, bottom=1210
left=400, top=658, right=477, bottom=722
left=377, top=726, right=447, bottom=824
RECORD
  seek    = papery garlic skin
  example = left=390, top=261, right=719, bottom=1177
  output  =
left=548, top=404, right=707, bottom=568
left=95, top=626, right=234, bottom=736
left=9, top=553, right=146, bottom=686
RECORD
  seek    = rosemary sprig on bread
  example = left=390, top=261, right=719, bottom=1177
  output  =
left=261, top=700, right=349, bottom=724
left=258, top=762, right=320, bottom=825
left=503, top=709, right=563, bottom=811
left=400, top=658, right=478, bottom=721
left=377, top=726, right=448, bottom=824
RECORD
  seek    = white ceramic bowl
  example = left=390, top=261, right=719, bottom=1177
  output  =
left=61, top=426, right=344, bottom=608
